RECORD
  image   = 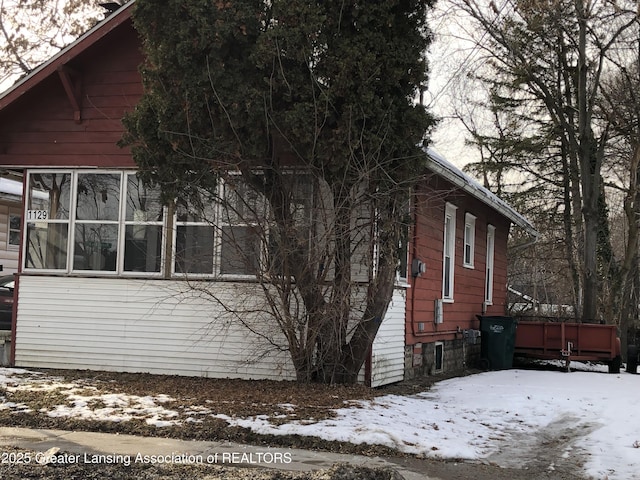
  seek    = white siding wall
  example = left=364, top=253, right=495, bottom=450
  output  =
left=369, top=288, right=406, bottom=387
left=15, top=276, right=297, bottom=379
left=15, top=277, right=407, bottom=385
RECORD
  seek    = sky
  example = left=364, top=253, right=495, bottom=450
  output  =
left=424, top=1, right=486, bottom=169
left=1, top=363, right=638, bottom=480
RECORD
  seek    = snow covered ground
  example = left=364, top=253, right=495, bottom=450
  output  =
left=1, top=364, right=639, bottom=480
left=216, top=363, right=640, bottom=480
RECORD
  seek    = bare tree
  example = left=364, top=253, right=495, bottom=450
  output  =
left=0, top=0, right=104, bottom=88
left=444, top=0, right=639, bottom=322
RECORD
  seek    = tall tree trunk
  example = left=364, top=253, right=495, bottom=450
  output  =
left=576, top=0, right=600, bottom=322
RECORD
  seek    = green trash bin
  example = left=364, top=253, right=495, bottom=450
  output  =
left=479, top=316, right=517, bottom=370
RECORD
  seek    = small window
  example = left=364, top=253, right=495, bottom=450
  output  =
left=397, top=231, right=409, bottom=282
left=442, top=202, right=457, bottom=301
left=396, top=193, right=411, bottom=283
left=8, top=213, right=21, bottom=247
left=485, top=224, right=496, bottom=304
left=463, top=213, right=476, bottom=268
left=435, top=342, right=444, bottom=372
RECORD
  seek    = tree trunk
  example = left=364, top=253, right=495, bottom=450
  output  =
left=576, top=0, right=600, bottom=323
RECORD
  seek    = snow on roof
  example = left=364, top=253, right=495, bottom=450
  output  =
left=425, top=146, right=538, bottom=238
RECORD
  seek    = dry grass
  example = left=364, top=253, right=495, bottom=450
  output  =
left=0, top=368, right=423, bottom=456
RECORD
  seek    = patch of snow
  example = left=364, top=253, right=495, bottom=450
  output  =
left=1, top=366, right=640, bottom=479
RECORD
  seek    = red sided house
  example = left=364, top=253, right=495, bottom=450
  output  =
left=0, top=3, right=537, bottom=385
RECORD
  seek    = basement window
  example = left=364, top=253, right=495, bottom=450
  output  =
left=435, top=342, right=444, bottom=372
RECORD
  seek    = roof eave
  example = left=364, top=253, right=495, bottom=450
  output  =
left=424, top=147, right=539, bottom=239
left=0, top=2, right=135, bottom=111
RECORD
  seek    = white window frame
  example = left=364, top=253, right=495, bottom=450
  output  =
left=217, top=175, right=268, bottom=279
left=485, top=224, right=496, bottom=305
left=24, top=171, right=72, bottom=273
left=396, top=193, right=411, bottom=285
left=71, top=171, right=122, bottom=275
left=23, top=170, right=165, bottom=277
left=463, top=212, right=476, bottom=269
left=8, top=212, right=21, bottom=248
left=442, top=202, right=457, bottom=302
left=171, top=191, right=218, bottom=278
left=23, top=169, right=312, bottom=281
left=120, top=173, right=166, bottom=276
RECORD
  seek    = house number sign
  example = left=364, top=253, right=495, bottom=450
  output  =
left=26, top=210, right=49, bottom=221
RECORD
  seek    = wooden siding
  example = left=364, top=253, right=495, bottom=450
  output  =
left=14, top=276, right=297, bottom=379
left=0, top=21, right=142, bottom=169
left=406, top=175, right=511, bottom=346
left=369, top=288, right=406, bottom=387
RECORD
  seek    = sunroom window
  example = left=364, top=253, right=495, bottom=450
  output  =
left=123, top=174, right=164, bottom=273
left=218, top=176, right=267, bottom=276
left=173, top=191, right=216, bottom=275
left=24, top=171, right=165, bottom=275
left=74, top=173, right=120, bottom=271
left=23, top=169, right=312, bottom=280
left=24, top=172, right=72, bottom=270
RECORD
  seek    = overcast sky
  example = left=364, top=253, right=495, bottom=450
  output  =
left=424, top=0, right=488, bottom=170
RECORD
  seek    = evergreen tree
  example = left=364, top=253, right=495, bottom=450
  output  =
left=122, top=0, right=435, bottom=383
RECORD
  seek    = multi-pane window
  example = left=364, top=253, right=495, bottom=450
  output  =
left=74, top=173, right=120, bottom=271
left=8, top=213, right=21, bottom=247
left=217, top=173, right=311, bottom=277
left=442, top=202, right=457, bottom=301
left=24, top=171, right=164, bottom=275
left=485, top=224, right=496, bottom=304
left=463, top=212, right=476, bottom=268
left=23, top=169, right=312, bottom=279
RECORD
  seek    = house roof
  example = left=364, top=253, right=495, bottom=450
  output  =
left=0, top=2, right=538, bottom=240
left=0, top=1, right=134, bottom=110
left=425, top=147, right=538, bottom=238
